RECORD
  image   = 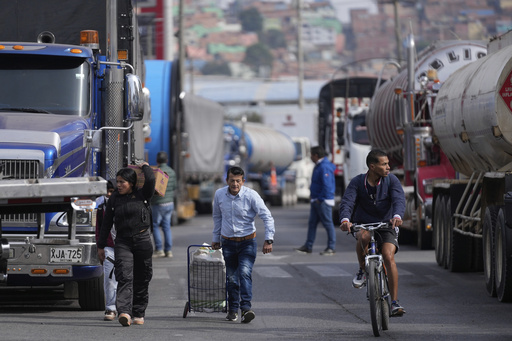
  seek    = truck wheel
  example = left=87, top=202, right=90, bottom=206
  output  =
left=443, top=196, right=452, bottom=269
left=495, top=208, right=512, bottom=302
left=449, top=227, right=472, bottom=272
left=434, top=196, right=446, bottom=267
left=483, top=206, right=497, bottom=297
left=78, top=275, right=105, bottom=311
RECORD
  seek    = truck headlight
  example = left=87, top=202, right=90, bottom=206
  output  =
left=422, top=178, right=433, bottom=195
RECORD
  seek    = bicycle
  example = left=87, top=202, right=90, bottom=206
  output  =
left=351, top=222, right=391, bottom=337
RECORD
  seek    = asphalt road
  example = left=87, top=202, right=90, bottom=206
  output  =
left=1, top=203, right=511, bottom=340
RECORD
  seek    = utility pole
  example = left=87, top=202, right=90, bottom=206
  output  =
left=297, top=0, right=304, bottom=109
left=163, top=0, right=174, bottom=60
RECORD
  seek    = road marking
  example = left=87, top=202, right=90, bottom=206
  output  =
left=254, top=266, right=293, bottom=278
left=308, top=265, right=352, bottom=277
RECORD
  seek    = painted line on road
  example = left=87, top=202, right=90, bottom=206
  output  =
left=254, top=266, right=293, bottom=278
left=308, top=265, right=352, bottom=277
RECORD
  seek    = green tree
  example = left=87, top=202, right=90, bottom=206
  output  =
left=201, top=61, right=231, bottom=76
left=243, top=43, right=273, bottom=72
left=239, top=7, right=263, bottom=33
left=261, top=29, right=287, bottom=49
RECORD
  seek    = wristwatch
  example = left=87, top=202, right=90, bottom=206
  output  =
left=265, top=240, right=274, bottom=244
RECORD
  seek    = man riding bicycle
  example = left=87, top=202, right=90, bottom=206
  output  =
left=339, top=149, right=406, bottom=316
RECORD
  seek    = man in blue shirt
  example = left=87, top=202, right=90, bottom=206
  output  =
left=339, top=149, right=406, bottom=316
left=296, top=146, right=337, bottom=255
left=212, top=166, right=275, bottom=324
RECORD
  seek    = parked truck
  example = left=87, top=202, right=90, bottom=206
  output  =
left=144, top=59, right=225, bottom=217
left=224, top=120, right=298, bottom=206
left=366, top=38, right=487, bottom=250
left=0, top=0, right=149, bottom=310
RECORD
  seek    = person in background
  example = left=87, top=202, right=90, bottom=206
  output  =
left=296, top=146, right=337, bottom=255
left=98, top=162, right=155, bottom=327
left=151, top=151, right=177, bottom=258
left=339, top=149, right=406, bottom=316
left=95, top=180, right=117, bottom=321
left=211, top=166, right=275, bottom=324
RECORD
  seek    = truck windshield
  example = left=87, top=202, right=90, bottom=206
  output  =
left=352, top=113, right=370, bottom=145
left=0, top=55, right=90, bottom=116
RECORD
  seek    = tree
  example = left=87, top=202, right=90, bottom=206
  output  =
left=239, top=7, right=263, bottom=33
left=260, top=29, right=287, bottom=49
left=243, top=43, right=274, bottom=73
left=201, top=61, right=231, bottom=76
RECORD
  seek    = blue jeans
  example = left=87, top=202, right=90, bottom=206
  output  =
left=221, top=238, right=257, bottom=313
left=151, top=203, right=173, bottom=252
left=103, top=246, right=117, bottom=312
left=306, top=201, right=336, bottom=250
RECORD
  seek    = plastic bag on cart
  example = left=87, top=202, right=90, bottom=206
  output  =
left=189, top=244, right=226, bottom=312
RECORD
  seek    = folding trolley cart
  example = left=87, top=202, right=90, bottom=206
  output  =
left=183, top=244, right=227, bottom=318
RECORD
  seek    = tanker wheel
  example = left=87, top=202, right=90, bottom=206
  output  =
left=443, top=196, right=452, bottom=269
left=448, top=226, right=472, bottom=272
left=495, top=208, right=512, bottom=302
left=483, top=206, right=498, bottom=297
left=434, top=196, right=446, bottom=267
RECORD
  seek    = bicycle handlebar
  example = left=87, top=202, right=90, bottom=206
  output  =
left=350, top=222, right=390, bottom=232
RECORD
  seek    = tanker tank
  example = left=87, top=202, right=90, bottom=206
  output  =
left=367, top=41, right=487, bottom=165
left=432, top=44, right=512, bottom=176
left=224, top=122, right=297, bottom=175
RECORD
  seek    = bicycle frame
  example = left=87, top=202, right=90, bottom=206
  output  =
left=353, top=222, right=391, bottom=336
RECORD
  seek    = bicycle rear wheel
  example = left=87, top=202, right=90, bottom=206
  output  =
left=381, top=274, right=390, bottom=330
left=368, top=260, right=382, bottom=336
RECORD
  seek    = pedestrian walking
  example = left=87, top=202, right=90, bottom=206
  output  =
left=97, top=162, right=155, bottom=327
left=151, top=151, right=177, bottom=258
left=211, top=166, right=275, bottom=323
left=296, top=146, right=337, bottom=255
left=95, top=180, right=117, bottom=321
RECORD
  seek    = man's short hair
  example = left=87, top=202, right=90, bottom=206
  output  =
left=156, top=151, right=168, bottom=164
left=311, top=146, right=326, bottom=158
left=366, top=149, right=388, bottom=167
left=227, top=166, right=245, bottom=178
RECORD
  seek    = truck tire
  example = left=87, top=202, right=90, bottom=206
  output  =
left=434, top=196, right=446, bottom=267
left=443, top=196, right=452, bottom=269
left=483, top=206, right=498, bottom=297
left=495, top=208, right=512, bottom=302
left=78, top=275, right=105, bottom=311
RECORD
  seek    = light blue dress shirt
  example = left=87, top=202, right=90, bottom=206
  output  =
left=212, top=185, right=275, bottom=243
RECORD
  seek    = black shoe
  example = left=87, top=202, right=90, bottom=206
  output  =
left=226, top=311, right=238, bottom=321
left=320, top=248, right=335, bottom=256
left=241, top=310, right=255, bottom=323
left=295, top=245, right=312, bottom=254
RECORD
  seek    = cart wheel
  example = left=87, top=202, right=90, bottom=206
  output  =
left=183, top=301, right=190, bottom=318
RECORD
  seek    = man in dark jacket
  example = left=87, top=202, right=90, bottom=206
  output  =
left=339, top=149, right=406, bottom=316
left=296, top=146, right=337, bottom=255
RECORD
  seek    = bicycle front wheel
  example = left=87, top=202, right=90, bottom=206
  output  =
left=368, top=260, right=382, bottom=337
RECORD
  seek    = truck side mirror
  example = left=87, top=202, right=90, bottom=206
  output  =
left=125, top=73, right=144, bottom=121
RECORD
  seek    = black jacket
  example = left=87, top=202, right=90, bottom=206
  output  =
left=98, top=165, right=155, bottom=248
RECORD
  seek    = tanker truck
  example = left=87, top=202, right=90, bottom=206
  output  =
left=224, top=120, right=298, bottom=206
left=0, top=0, right=149, bottom=310
left=366, top=38, right=487, bottom=249
left=430, top=31, right=512, bottom=302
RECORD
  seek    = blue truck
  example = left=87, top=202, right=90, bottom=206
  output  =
left=0, top=0, right=149, bottom=310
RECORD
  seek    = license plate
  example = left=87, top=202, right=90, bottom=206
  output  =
left=50, top=247, right=83, bottom=263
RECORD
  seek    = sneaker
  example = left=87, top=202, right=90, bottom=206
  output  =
left=241, top=310, right=255, bottom=324
left=352, top=268, right=366, bottom=288
left=133, top=317, right=144, bottom=325
left=118, top=313, right=131, bottom=327
left=320, top=248, right=335, bottom=256
left=153, top=250, right=165, bottom=258
left=226, top=311, right=238, bottom=321
left=104, top=310, right=116, bottom=321
left=165, top=251, right=173, bottom=258
left=295, top=245, right=312, bottom=254
left=391, top=301, right=405, bottom=316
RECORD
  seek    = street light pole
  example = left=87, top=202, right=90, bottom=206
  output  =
left=297, top=0, right=304, bottom=109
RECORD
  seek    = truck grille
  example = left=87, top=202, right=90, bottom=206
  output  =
left=0, top=159, right=40, bottom=224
